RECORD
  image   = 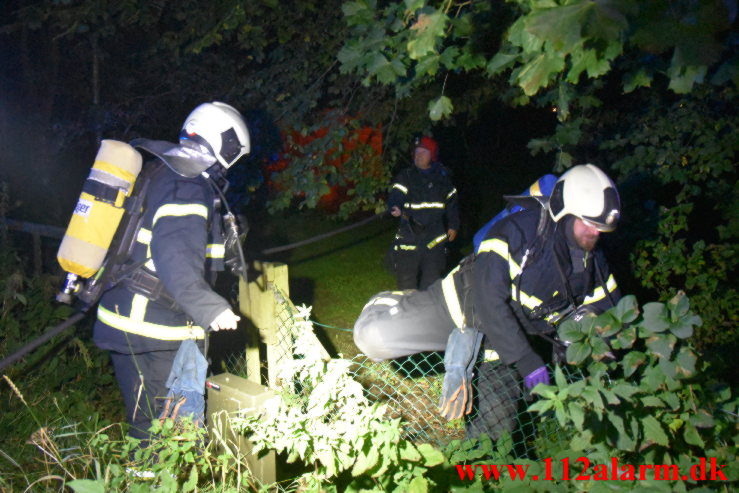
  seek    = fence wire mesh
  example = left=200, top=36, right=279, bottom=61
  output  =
left=231, top=283, right=582, bottom=461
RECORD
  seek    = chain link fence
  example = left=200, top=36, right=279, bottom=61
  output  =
left=232, top=282, right=581, bottom=460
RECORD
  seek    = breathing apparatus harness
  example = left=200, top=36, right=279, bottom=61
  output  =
left=59, top=159, right=249, bottom=315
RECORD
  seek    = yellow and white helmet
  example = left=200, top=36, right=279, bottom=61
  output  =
left=548, top=164, right=620, bottom=232
left=180, top=101, right=250, bottom=170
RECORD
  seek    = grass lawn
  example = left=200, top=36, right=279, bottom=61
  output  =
left=248, top=210, right=397, bottom=358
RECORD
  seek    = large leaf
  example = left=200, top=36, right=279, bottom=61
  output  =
left=645, top=333, right=677, bottom=359
left=525, top=1, right=593, bottom=53
left=640, top=302, right=670, bottom=333
left=428, top=95, right=453, bottom=121
left=566, top=340, right=591, bottom=365
left=641, top=415, right=669, bottom=447
left=621, top=350, right=646, bottom=378
left=515, top=51, right=565, bottom=96
left=612, top=294, right=639, bottom=324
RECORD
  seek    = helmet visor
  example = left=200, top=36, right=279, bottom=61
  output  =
left=581, top=187, right=620, bottom=232
left=219, top=128, right=248, bottom=167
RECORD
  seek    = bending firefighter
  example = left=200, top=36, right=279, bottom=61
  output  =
left=354, top=164, right=621, bottom=438
left=387, top=136, right=460, bottom=290
left=91, top=102, right=250, bottom=443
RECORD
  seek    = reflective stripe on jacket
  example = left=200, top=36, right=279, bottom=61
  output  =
left=387, top=163, right=459, bottom=249
left=93, top=160, right=229, bottom=353
left=440, top=208, right=619, bottom=372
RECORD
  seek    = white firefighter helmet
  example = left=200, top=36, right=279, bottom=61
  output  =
left=548, top=164, right=621, bottom=232
left=180, top=101, right=250, bottom=170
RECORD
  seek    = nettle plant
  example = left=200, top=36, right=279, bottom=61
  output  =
left=529, top=293, right=738, bottom=489
left=232, top=305, right=446, bottom=492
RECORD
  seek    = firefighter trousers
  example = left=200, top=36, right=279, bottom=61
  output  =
left=393, top=244, right=447, bottom=290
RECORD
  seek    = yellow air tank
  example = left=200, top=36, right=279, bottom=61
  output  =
left=57, top=140, right=142, bottom=278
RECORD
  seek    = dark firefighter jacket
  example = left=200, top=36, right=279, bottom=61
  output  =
left=388, top=163, right=460, bottom=251
left=93, top=160, right=229, bottom=354
left=436, top=208, right=620, bottom=377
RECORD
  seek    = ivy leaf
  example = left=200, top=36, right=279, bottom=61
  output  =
left=642, top=415, right=669, bottom=447
left=428, top=95, right=452, bottom=121
left=640, top=302, right=670, bottom=333
left=566, top=341, right=591, bottom=366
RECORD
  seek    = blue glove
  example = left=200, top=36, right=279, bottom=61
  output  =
left=159, top=339, right=207, bottom=427
left=523, top=366, right=549, bottom=390
left=439, top=327, right=483, bottom=420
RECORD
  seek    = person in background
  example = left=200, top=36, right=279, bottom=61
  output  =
left=387, top=136, right=460, bottom=290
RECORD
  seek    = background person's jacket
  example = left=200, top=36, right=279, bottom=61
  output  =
left=388, top=162, right=460, bottom=249
left=93, top=160, right=229, bottom=354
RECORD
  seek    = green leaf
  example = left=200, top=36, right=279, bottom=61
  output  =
left=558, top=319, right=584, bottom=343
left=614, top=325, right=636, bottom=350
left=641, top=396, right=665, bottom=408
left=613, top=295, right=639, bottom=324
left=351, top=444, right=379, bottom=476
left=675, top=347, right=697, bottom=378
left=667, top=291, right=690, bottom=319
left=515, top=51, right=565, bottom=96
left=67, top=480, right=105, bottom=493
left=689, top=410, right=715, bottom=428
left=568, top=402, right=585, bottom=429
left=408, top=476, right=428, bottom=493
left=428, top=95, right=452, bottom=121
left=554, top=365, right=566, bottom=388
left=416, top=443, right=444, bottom=467
left=621, top=351, right=646, bottom=378
left=570, top=429, right=593, bottom=451
left=683, top=423, right=705, bottom=448
left=525, top=1, right=593, bottom=53
left=486, top=52, right=519, bottom=75
left=407, top=10, right=446, bottom=60
left=642, top=415, right=669, bottom=447
left=566, top=341, right=591, bottom=365
left=399, top=441, right=421, bottom=462
left=581, top=386, right=604, bottom=410
left=669, top=314, right=700, bottom=339
left=640, top=302, right=670, bottom=333
left=623, top=67, right=652, bottom=93
left=646, top=333, right=677, bottom=359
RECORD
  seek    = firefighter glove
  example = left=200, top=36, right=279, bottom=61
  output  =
left=523, top=366, right=550, bottom=390
left=438, top=327, right=483, bottom=420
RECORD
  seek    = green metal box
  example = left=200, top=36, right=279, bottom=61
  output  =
left=207, top=372, right=276, bottom=486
